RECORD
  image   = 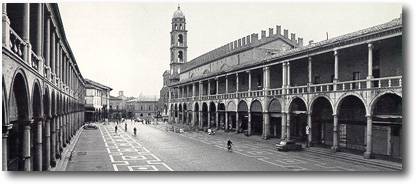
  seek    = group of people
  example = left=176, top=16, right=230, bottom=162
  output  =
left=114, top=121, right=138, bottom=137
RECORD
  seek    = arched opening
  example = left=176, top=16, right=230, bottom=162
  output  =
left=218, top=103, right=225, bottom=130
left=202, top=103, right=208, bottom=128
left=237, top=101, right=248, bottom=134
left=372, top=93, right=402, bottom=160
left=31, top=82, right=42, bottom=171
left=8, top=73, right=29, bottom=171
left=337, top=95, right=367, bottom=154
left=209, top=102, right=216, bottom=128
left=194, top=103, right=199, bottom=127
left=311, top=97, right=333, bottom=147
left=250, top=100, right=263, bottom=136
left=163, top=104, right=168, bottom=115
left=226, top=101, right=237, bottom=131
left=268, top=99, right=282, bottom=138
left=50, top=91, right=56, bottom=167
left=178, top=51, right=183, bottom=62
left=178, top=104, right=183, bottom=124
left=289, top=98, right=307, bottom=142
left=174, top=103, right=178, bottom=120
left=178, top=34, right=183, bottom=45
left=183, top=103, right=187, bottom=124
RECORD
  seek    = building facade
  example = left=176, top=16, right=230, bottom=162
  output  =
left=165, top=7, right=402, bottom=161
left=109, top=91, right=127, bottom=120
left=126, top=98, right=159, bottom=121
left=2, top=3, right=87, bottom=171
left=84, top=79, right=112, bottom=122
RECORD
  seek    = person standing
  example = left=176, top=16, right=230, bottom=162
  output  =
left=125, top=123, right=128, bottom=132
left=133, top=127, right=137, bottom=137
left=115, top=125, right=118, bottom=135
left=305, top=124, right=311, bottom=148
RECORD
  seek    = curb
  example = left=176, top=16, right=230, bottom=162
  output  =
left=51, top=126, right=85, bottom=171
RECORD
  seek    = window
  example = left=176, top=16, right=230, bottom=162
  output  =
left=178, top=34, right=183, bottom=45
left=178, top=51, right=183, bottom=62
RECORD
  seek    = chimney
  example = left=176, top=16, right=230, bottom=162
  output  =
left=284, top=29, right=289, bottom=38
left=298, top=38, right=303, bottom=46
left=119, top=91, right=124, bottom=97
left=268, top=28, right=274, bottom=37
left=238, top=39, right=242, bottom=48
left=276, top=25, right=281, bottom=35
left=261, top=30, right=266, bottom=39
left=246, top=35, right=251, bottom=44
left=242, top=37, right=246, bottom=45
left=233, top=40, right=238, bottom=49
left=290, top=33, right=296, bottom=41
left=309, top=40, right=314, bottom=45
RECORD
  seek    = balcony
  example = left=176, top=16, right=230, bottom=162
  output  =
left=169, top=76, right=402, bottom=103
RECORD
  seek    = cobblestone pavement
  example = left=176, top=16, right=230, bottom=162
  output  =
left=66, top=120, right=401, bottom=171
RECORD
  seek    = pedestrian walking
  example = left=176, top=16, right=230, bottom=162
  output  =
left=115, top=125, right=118, bottom=134
left=125, top=123, right=128, bottom=132
left=133, top=127, right=137, bottom=137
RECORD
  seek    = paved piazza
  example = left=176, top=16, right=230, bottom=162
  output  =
left=99, top=125, right=173, bottom=171
left=65, top=121, right=401, bottom=171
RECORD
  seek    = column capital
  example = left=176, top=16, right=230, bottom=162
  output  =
left=263, top=66, right=270, bottom=71
left=332, top=113, right=338, bottom=117
left=334, top=49, right=338, bottom=56
left=308, top=56, right=312, bottom=61
left=368, top=42, right=374, bottom=49
left=3, top=124, right=13, bottom=134
left=365, top=114, right=372, bottom=118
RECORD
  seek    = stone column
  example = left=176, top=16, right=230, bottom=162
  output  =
left=35, top=4, right=42, bottom=57
left=235, top=110, right=239, bottom=133
left=248, top=71, right=251, bottom=92
left=43, top=116, right=51, bottom=170
left=207, top=107, right=211, bottom=128
left=208, top=80, right=211, bottom=96
left=225, top=111, right=229, bottom=131
left=58, top=115, right=63, bottom=154
left=308, top=57, right=312, bottom=84
left=263, top=111, right=270, bottom=139
left=282, top=63, right=287, bottom=89
left=35, top=117, right=43, bottom=171
left=2, top=124, right=12, bottom=171
left=334, top=50, right=339, bottom=91
left=2, top=3, right=10, bottom=49
left=50, top=116, right=56, bottom=167
left=215, top=110, right=219, bottom=129
left=236, top=73, right=239, bottom=92
left=287, top=62, right=291, bottom=86
left=22, top=3, right=30, bottom=64
left=281, top=112, right=287, bottom=140
left=367, top=43, right=374, bottom=88
left=215, top=78, right=219, bottom=95
left=225, top=75, right=229, bottom=94
left=307, top=112, right=312, bottom=147
left=23, top=120, right=33, bottom=171
left=192, top=83, right=196, bottom=97
left=44, top=14, right=50, bottom=78
left=51, top=30, right=56, bottom=76
left=286, top=113, right=291, bottom=140
left=331, top=114, right=339, bottom=152
left=198, top=111, right=202, bottom=129
left=364, top=115, right=373, bottom=159
left=247, top=110, right=251, bottom=136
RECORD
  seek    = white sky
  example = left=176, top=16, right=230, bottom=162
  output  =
left=58, top=1, right=402, bottom=97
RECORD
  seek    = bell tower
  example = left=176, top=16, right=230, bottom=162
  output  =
left=170, top=5, right=187, bottom=80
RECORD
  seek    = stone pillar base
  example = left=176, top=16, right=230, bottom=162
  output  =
left=331, top=146, right=338, bottom=153
left=363, top=152, right=374, bottom=159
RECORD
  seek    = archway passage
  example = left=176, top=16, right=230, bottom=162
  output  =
left=218, top=103, right=225, bottom=130
left=250, top=100, right=263, bottom=136
left=372, top=94, right=402, bottom=160
left=194, top=103, right=199, bottom=127
left=8, top=73, right=29, bottom=171
left=227, top=101, right=237, bottom=131
left=311, top=97, right=333, bottom=147
left=289, top=98, right=307, bottom=142
left=178, top=104, right=183, bottom=124
left=338, top=95, right=367, bottom=154
left=268, top=99, right=282, bottom=138
left=174, top=104, right=178, bottom=122
left=209, top=102, right=216, bottom=128
left=237, top=101, right=248, bottom=134
left=183, top=104, right=187, bottom=124
left=202, top=103, right=208, bottom=128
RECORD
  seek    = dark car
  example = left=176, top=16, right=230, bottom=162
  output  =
left=276, top=140, right=302, bottom=151
left=83, top=123, right=98, bottom=130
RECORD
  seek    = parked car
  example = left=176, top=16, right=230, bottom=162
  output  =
left=276, top=140, right=302, bottom=151
left=83, top=123, right=98, bottom=130
left=134, top=118, right=143, bottom=122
